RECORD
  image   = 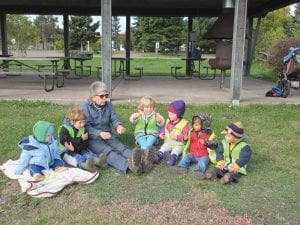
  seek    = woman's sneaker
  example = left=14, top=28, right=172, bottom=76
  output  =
left=93, top=154, right=108, bottom=169
left=128, top=148, right=143, bottom=175
left=80, top=159, right=97, bottom=172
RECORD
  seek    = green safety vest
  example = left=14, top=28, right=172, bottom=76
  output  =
left=164, top=118, right=188, bottom=147
left=222, top=139, right=248, bottom=175
left=134, top=114, right=159, bottom=139
left=57, top=124, right=85, bottom=153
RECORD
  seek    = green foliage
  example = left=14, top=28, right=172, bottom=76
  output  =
left=132, top=17, right=186, bottom=53
left=112, top=16, right=121, bottom=50
left=6, top=15, right=39, bottom=53
left=33, top=15, right=59, bottom=50
left=256, top=7, right=292, bottom=57
left=69, top=16, right=100, bottom=50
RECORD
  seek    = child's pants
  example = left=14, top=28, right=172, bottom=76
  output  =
left=158, top=143, right=183, bottom=156
left=179, top=153, right=210, bottom=173
left=29, top=159, right=64, bottom=176
left=137, top=135, right=158, bottom=150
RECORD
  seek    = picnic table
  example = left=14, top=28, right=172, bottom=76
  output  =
left=0, top=56, right=64, bottom=92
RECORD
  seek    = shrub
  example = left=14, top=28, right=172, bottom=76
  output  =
left=268, top=37, right=300, bottom=72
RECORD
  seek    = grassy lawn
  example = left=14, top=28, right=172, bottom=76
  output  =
left=0, top=100, right=299, bottom=225
left=8, top=53, right=277, bottom=81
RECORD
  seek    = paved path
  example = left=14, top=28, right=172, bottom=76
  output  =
left=0, top=74, right=299, bottom=105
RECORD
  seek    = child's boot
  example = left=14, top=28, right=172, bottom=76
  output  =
left=80, top=159, right=97, bottom=172
left=128, top=148, right=143, bottom=175
left=220, top=173, right=231, bottom=184
left=93, top=154, right=108, bottom=169
left=205, top=170, right=217, bottom=180
left=167, top=154, right=178, bottom=166
left=154, top=151, right=164, bottom=163
left=141, top=147, right=156, bottom=173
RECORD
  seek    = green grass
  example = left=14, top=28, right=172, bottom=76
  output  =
left=0, top=100, right=300, bottom=225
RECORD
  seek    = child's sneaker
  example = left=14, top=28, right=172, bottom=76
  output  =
left=80, top=159, right=97, bottom=172
left=128, top=148, right=143, bottom=175
left=32, top=173, right=45, bottom=181
left=192, top=171, right=205, bottom=180
left=93, top=154, right=108, bottom=169
left=167, top=154, right=178, bottom=166
left=169, top=166, right=188, bottom=174
left=141, top=147, right=156, bottom=173
left=54, top=166, right=65, bottom=172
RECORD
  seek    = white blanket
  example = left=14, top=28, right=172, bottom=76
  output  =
left=0, top=159, right=99, bottom=198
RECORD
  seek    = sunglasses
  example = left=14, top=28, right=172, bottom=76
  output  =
left=96, top=94, right=109, bottom=99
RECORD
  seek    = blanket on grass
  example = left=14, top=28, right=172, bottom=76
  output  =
left=0, top=159, right=99, bottom=198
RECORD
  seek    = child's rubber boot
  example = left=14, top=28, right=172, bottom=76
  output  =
left=154, top=151, right=164, bottom=164
left=167, top=154, right=178, bottom=166
left=93, top=154, right=108, bottom=169
left=128, top=148, right=143, bottom=175
left=80, top=159, right=97, bottom=172
left=141, top=147, right=156, bottom=173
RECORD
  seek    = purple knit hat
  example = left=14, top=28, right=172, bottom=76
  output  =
left=168, top=100, right=186, bottom=118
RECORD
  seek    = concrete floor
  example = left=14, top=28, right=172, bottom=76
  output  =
left=0, top=73, right=299, bottom=105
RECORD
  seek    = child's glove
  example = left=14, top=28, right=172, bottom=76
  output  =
left=204, top=140, right=218, bottom=149
left=230, top=163, right=240, bottom=173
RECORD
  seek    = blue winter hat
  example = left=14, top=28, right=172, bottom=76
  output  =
left=168, top=100, right=186, bottom=118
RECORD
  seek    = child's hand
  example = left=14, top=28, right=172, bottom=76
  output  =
left=64, top=141, right=74, bottom=151
left=133, top=112, right=141, bottom=120
left=217, top=160, right=226, bottom=170
left=169, top=133, right=177, bottom=140
left=100, top=131, right=111, bottom=140
left=230, top=163, right=240, bottom=173
left=199, top=139, right=205, bottom=144
left=156, top=113, right=165, bottom=126
left=82, top=132, right=88, bottom=141
left=159, top=133, right=165, bottom=139
left=116, top=125, right=126, bottom=135
left=183, top=134, right=188, bottom=141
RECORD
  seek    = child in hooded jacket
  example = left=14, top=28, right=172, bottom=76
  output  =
left=14, top=120, right=65, bottom=181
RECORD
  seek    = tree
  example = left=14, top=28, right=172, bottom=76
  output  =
left=132, top=17, right=185, bottom=53
left=34, top=15, right=59, bottom=49
left=256, top=7, right=291, bottom=56
left=291, top=3, right=300, bottom=36
left=69, top=16, right=100, bottom=51
left=112, top=16, right=121, bottom=50
left=6, top=15, right=39, bottom=54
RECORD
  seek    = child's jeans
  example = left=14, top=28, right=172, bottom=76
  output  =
left=63, top=149, right=97, bottom=167
left=29, top=159, right=64, bottom=176
left=179, top=153, right=210, bottom=173
left=137, top=135, right=158, bottom=150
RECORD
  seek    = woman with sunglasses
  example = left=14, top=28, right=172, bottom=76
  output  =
left=80, top=81, right=138, bottom=174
